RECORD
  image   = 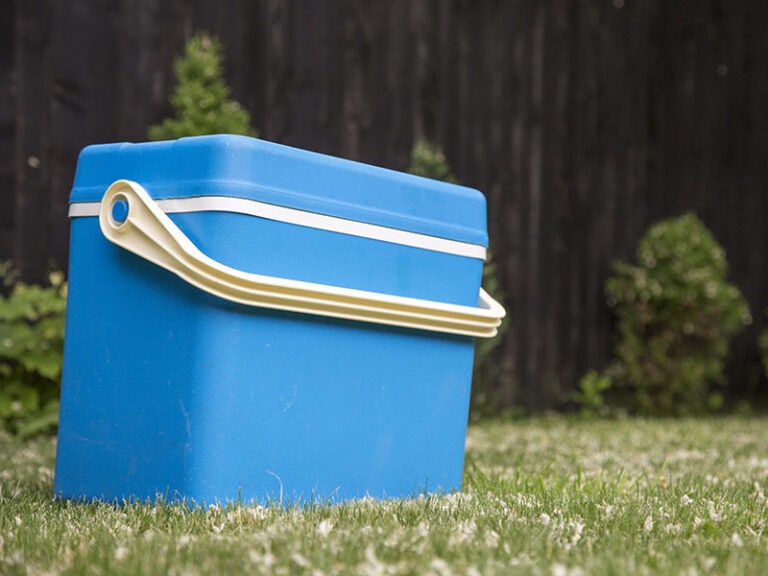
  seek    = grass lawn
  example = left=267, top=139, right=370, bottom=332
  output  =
left=2, top=417, right=768, bottom=575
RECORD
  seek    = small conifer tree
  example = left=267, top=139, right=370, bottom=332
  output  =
left=149, top=32, right=257, bottom=140
left=408, top=141, right=458, bottom=183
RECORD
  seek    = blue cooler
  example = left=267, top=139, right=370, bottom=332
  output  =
left=54, top=135, right=504, bottom=506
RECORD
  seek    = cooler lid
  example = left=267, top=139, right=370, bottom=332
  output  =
left=69, top=135, right=488, bottom=248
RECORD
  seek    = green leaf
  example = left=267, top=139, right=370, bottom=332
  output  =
left=16, top=400, right=59, bottom=439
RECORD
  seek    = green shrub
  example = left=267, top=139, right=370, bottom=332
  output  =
left=604, top=214, right=750, bottom=415
left=0, top=264, right=66, bottom=437
left=408, top=140, right=458, bottom=184
left=571, top=370, right=613, bottom=419
left=407, top=140, right=506, bottom=417
left=149, top=32, right=257, bottom=140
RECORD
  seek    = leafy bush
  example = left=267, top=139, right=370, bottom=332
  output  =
left=149, top=32, right=257, bottom=140
left=571, top=370, right=613, bottom=419
left=0, top=264, right=66, bottom=437
left=604, top=214, right=750, bottom=415
left=407, top=140, right=506, bottom=417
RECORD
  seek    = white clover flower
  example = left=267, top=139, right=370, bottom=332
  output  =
left=359, top=545, right=387, bottom=576
left=571, top=519, right=585, bottom=541
left=643, top=515, right=654, bottom=532
left=484, top=529, right=500, bottom=548
left=552, top=564, right=568, bottom=576
left=707, top=501, right=724, bottom=522
left=664, top=523, right=681, bottom=534
left=551, top=563, right=583, bottom=576
left=680, top=494, right=693, bottom=506
left=38, top=466, right=53, bottom=482
left=291, top=552, right=311, bottom=569
left=248, top=550, right=276, bottom=568
left=449, top=520, right=477, bottom=546
left=597, top=503, right=614, bottom=518
left=246, top=506, right=268, bottom=521
left=316, top=519, right=333, bottom=537
left=428, top=558, right=452, bottom=576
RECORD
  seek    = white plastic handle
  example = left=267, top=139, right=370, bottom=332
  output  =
left=99, top=180, right=506, bottom=338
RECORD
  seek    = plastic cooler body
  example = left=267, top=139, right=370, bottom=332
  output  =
left=54, top=135, right=489, bottom=505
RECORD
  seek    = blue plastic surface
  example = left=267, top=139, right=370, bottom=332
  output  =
left=70, top=135, right=488, bottom=247
left=111, top=199, right=129, bottom=224
left=55, top=136, right=486, bottom=506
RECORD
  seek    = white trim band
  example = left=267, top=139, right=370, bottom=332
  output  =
left=70, top=196, right=487, bottom=260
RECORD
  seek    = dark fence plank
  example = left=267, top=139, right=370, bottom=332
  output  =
left=0, top=0, right=16, bottom=261
left=14, top=0, right=55, bottom=284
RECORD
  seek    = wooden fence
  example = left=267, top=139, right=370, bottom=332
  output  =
left=2, top=0, right=767, bottom=410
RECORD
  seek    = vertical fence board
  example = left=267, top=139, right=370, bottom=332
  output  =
left=14, top=0, right=54, bottom=283
left=0, top=0, right=16, bottom=260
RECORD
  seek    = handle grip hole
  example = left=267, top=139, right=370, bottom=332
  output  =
left=111, top=197, right=130, bottom=226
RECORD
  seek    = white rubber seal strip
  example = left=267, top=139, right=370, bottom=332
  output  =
left=70, top=196, right=486, bottom=260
